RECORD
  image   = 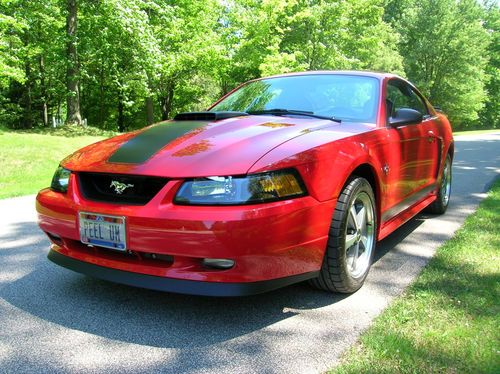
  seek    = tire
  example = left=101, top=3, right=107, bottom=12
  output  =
left=310, top=176, right=377, bottom=293
left=426, top=154, right=452, bottom=215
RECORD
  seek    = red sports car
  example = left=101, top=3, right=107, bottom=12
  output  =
left=36, top=71, right=453, bottom=296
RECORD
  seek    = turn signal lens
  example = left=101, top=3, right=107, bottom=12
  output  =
left=257, top=171, right=304, bottom=197
left=174, top=169, right=307, bottom=205
left=50, top=166, right=71, bottom=193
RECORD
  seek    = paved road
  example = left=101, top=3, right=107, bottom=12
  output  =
left=1, top=133, right=499, bottom=374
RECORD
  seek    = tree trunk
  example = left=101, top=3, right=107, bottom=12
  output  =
left=22, top=61, right=33, bottom=129
left=57, top=100, right=62, bottom=125
left=146, top=96, right=154, bottom=125
left=39, top=55, right=49, bottom=126
left=65, top=0, right=82, bottom=126
left=160, top=80, right=175, bottom=120
left=117, top=92, right=125, bottom=132
left=99, top=56, right=105, bottom=126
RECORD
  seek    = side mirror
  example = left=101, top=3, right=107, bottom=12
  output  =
left=389, top=108, right=423, bottom=127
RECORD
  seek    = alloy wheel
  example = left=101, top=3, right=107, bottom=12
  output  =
left=345, top=192, right=375, bottom=279
left=441, top=158, right=452, bottom=206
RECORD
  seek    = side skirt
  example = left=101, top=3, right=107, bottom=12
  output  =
left=378, top=193, right=437, bottom=241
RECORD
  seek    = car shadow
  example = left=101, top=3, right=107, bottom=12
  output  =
left=1, top=210, right=433, bottom=350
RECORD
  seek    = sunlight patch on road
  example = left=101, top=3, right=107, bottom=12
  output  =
left=60, top=335, right=173, bottom=372
left=0, top=236, right=43, bottom=250
left=0, top=269, right=32, bottom=285
left=0, top=341, right=12, bottom=365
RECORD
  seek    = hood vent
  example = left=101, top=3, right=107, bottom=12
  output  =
left=173, top=111, right=248, bottom=121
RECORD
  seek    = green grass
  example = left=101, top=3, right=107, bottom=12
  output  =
left=332, top=180, right=500, bottom=373
left=0, top=128, right=111, bottom=199
left=453, top=128, right=499, bottom=136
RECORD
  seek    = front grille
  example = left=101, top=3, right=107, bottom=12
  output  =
left=78, top=172, right=168, bottom=205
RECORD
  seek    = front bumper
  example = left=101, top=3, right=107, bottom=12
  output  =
left=48, top=248, right=319, bottom=296
left=37, top=174, right=335, bottom=294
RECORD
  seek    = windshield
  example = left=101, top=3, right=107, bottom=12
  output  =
left=211, top=74, right=380, bottom=123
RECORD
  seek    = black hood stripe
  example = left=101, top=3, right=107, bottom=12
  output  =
left=108, top=121, right=208, bottom=164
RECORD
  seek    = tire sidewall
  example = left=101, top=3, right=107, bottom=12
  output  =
left=432, top=154, right=452, bottom=213
left=333, top=177, right=377, bottom=291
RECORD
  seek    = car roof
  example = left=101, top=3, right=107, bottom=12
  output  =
left=258, top=70, right=402, bottom=81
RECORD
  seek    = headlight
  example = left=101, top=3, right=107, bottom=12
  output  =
left=174, top=169, right=307, bottom=205
left=50, top=166, right=71, bottom=193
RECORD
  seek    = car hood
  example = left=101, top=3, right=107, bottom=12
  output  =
left=62, top=115, right=364, bottom=177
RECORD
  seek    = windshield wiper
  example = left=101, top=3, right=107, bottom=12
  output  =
left=248, top=109, right=341, bottom=123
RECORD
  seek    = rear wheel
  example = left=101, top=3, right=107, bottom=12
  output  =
left=310, top=177, right=377, bottom=293
left=426, top=154, right=452, bottom=214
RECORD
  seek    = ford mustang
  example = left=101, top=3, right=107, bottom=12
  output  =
left=36, top=71, right=453, bottom=296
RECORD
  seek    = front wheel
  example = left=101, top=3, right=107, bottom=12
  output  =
left=310, top=177, right=377, bottom=293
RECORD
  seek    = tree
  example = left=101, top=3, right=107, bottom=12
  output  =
left=217, top=0, right=403, bottom=90
left=148, top=0, right=223, bottom=119
left=387, top=0, right=490, bottom=128
left=0, top=0, right=64, bottom=128
left=0, top=11, right=25, bottom=88
left=65, top=0, right=82, bottom=125
left=78, top=0, right=159, bottom=130
left=0, top=0, right=495, bottom=131
left=479, top=2, right=499, bottom=128
left=271, top=0, right=404, bottom=75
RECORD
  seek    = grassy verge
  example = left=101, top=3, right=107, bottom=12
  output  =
left=453, top=128, right=499, bottom=136
left=332, top=180, right=500, bottom=373
left=0, top=128, right=111, bottom=199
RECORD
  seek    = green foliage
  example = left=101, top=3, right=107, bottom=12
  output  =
left=479, top=2, right=499, bottom=129
left=0, top=0, right=497, bottom=131
left=0, top=0, right=64, bottom=128
left=387, top=0, right=491, bottom=129
left=272, top=0, right=404, bottom=75
left=0, top=9, right=25, bottom=87
left=78, top=0, right=159, bottom=129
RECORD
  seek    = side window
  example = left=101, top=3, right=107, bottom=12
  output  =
left=408, top=88, right=429, bottom=117
left=386, top=80, right=429, bottom=120
left=386, top=83, right=408, bottom=117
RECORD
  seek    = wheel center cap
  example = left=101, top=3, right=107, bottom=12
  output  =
left=356, top=229, right=362, bottom=242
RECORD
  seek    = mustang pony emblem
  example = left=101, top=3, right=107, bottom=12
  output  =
left=110, top=181, right=134, bottom=194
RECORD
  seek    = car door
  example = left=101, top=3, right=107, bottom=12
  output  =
left=382, top=79, right=440, bottom=222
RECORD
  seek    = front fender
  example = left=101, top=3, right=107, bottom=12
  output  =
left=248, top=127, right=385, bottom=202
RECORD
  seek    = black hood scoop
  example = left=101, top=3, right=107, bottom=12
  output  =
left=173, top=111, right=248, bottom=121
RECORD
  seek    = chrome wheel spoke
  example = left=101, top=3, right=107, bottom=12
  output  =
left=356, top=206, right=366, bottom=231
left=345, top=233, right=357, bottom=249
left=360, top=235, right=368, bottom=249
left=347, top=250, right=355, bottom=268
left=344, top=190, right=375, bottom=279
left=349, top=205, right=359, bottom=230
left=351, top=243, right=360, bottom=270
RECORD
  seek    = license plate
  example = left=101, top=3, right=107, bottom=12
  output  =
left=79, top=212, right=127, bottom=251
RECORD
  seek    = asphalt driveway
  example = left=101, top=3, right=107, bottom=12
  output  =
left=0, top=133, right=499, bottom=373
